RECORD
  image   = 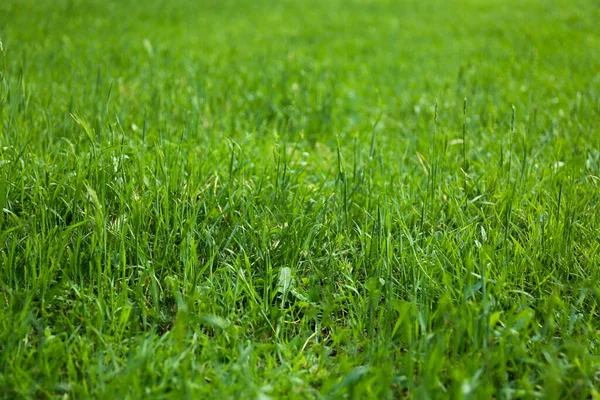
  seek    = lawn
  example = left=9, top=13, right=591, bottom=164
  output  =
left=1, top=0, right=600, bottom=398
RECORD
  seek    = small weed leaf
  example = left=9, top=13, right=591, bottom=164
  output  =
left=201, top=315, right=229, bottom=331
left=277, top=267, right=293, bottom=296
left=511, top=308, right=535, bottom=332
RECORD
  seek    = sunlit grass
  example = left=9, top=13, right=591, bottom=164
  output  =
left=1, top=0, right=599, bottom=397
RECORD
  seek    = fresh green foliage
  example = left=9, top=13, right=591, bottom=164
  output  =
left=1, top=0, right=600, bottom=398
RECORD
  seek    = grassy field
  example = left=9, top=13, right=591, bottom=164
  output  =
left=1, top=0, right=600, bottom=397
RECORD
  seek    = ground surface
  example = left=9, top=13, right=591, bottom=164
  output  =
left=1, top=0, right=600, bottom=398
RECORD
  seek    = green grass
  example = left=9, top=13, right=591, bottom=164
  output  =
left=1, top=0, right=600, bottom=398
